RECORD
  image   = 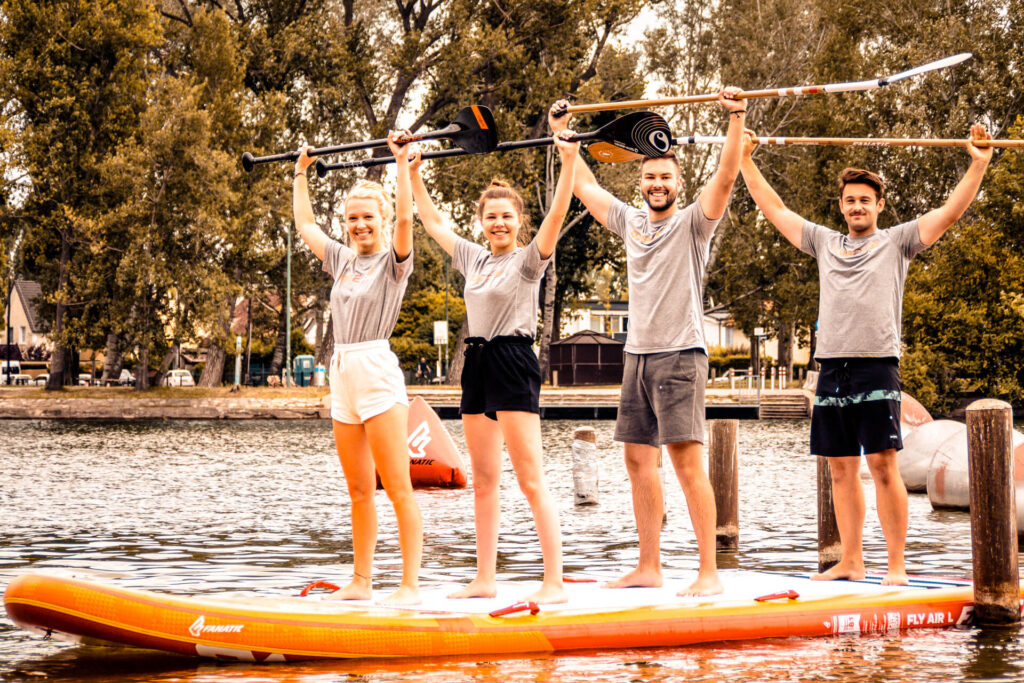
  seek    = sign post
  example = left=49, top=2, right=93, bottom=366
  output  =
left=433, top=321, right=449, bottom=380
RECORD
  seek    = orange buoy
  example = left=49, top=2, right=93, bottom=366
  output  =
left=900, top=392, right=933, bottom=432
left=376, top=397, right=467, bottom=489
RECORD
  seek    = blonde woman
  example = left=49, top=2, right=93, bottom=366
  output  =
left=405, top=129, right=579, bottom=604
left=292, top=132, right=422, bottom=605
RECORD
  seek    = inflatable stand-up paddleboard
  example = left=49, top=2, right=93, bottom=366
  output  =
left=376, top=396, right=466, bottom=489
left=5, top=571, right=1012, bottom=662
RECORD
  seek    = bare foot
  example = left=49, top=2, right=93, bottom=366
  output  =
left=881, top=570, right=909, bottom=586
left=678, top=572, right=723, bottom=597
left=603, top=567, right=663, bottom=589
left=811, top=562, right=865, bottom=581
left=523, top=582, right=568, bottom=605
left=447, top=578, right=497, bottom=599
left=325, top=578, right=372, bottom=601
left=379, top=584, right=421, bottom=606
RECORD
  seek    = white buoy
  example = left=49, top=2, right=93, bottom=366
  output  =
left=571, top=427, right=599, bottom=506
left=929, top=426, right=1024, bottom=510
left=900, top=420, right=965, bottom=492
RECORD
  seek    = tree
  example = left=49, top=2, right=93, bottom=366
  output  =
left=0, top=0, right=162, bottom=388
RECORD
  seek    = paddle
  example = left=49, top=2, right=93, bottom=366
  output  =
left=315, top=111, right=673, bottom=177
left=672, top=135, right=1024, bottom=148
left=554, top=53, right=972, bottom=116
left=240, top=105, right=498, bottom=172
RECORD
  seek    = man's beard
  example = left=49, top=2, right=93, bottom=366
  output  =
left=644, top=188, right=677, bottom=211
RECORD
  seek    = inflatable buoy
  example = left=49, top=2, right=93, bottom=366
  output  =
left=900, top=420, right=964, bottom=492
left=928, top=425, right=1024, bottom=510
left=899, top=392, right=933, bottom=432
left=376, top=396, right=467, bottom=489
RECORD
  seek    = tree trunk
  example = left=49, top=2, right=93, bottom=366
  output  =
left=135, top=346, right=149, bottom=391
left=154, top=342, right=179, bottom=387
left=445, top=318, right=469, bottom=385
left=101, top=333, right=123, bottom=383
left=200, top=344, right=227, bottom=387
left=537, top=259, right=558, bottom=382
left=46, top=232, right=72, bottom=391
left=315, top=315, right=334, bottom=368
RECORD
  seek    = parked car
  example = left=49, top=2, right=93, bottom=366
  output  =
left=118, top=369, right=136, bottom=386
left=77, top=373, right=92, bottom=386
left=9, top=373, right=33, bottom=386
left=163, top=369, right=195, bottom=387
left=32, top=373, right=49, bottom=386
left=0, top=360, right=21, bottom=384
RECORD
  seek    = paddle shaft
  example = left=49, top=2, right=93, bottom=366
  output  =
left=673, top=135, right=1024, bottom=148
left=563, top=53, right=971, bottom=115
left=317, top=131, right=600, bottom=174
left=247, top=124, right=462, bottom=168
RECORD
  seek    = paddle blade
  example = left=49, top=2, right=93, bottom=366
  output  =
left=450, top=105, right=499, bottom=154
left=241, top=152, right=255, bottom=173
left=884, top=53, right=972, bottom=83
left=587, top=142, right=644, bottom=163
left=595, top=111, right=673, bottom=158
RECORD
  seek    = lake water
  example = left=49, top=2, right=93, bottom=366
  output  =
left=1, top=418, right=1023, bottom=682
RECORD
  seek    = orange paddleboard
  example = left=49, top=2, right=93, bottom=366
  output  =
left=377, top=397, right=467, bottom=489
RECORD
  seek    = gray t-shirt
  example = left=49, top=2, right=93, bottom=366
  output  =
left=800, top=220, right=927, bottom=359
left=453, top=237, right=550, bottom=340
left=322, top=239, right=413, bottom=344
left=606, top=199, right=720, bottom=354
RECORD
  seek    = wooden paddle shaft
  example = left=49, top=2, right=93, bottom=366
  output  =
left=675, top=136, right=1023, bottom=148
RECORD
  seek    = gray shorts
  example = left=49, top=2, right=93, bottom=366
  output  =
left=614, top=349, right=708, bottom=447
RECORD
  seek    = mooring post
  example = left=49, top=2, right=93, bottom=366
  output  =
left=817, top=456, right=841, bottom=572
left=571, top=426, right=598, bottom=506
left=966, top=399, right=1020, bottom=625
left=709, top=419, right=739, bottom=550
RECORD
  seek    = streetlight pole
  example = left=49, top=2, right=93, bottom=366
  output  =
left=285, top=224, right=292, bottom=387
left=4, top=279, right=12, bottom=386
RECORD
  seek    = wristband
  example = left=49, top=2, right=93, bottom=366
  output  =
left=293, top=170, right=307, bottom=179
left=730, top=110, right=747, bottom=116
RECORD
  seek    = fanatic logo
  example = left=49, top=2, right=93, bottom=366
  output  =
left=407, top=421, right=431, bottom=458
left=188, top=615, right=244, bottom=638
left=648, top=130, right=671, bottom=152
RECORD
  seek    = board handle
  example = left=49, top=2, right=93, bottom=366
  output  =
left=489, top=601, right=540, bottom=617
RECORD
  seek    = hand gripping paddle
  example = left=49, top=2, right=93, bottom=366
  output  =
left=315, top=111, right=673, bottom=176
left=241, top=105, right=498, bottom=172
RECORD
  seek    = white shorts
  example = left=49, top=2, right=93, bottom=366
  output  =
left=329, top=340, right=408, bottom=424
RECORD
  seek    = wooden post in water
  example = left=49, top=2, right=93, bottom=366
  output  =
left=709, top=419, right=739, bottom=550
left=966, top=399, right=1020, bottom=625
left=817, top=456, right=841, bottom=572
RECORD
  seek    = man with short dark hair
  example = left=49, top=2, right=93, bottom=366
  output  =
left=739, top=124, right=993, bottom=585
left=549, top=89, right=746, bottom=596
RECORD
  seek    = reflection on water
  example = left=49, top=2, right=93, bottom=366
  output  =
left=1, top=418, right=1022, bottom=681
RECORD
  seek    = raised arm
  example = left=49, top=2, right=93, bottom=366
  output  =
left=739, top=130, right=805, bottom=248
left=548, top=101, right=616, bottom=226
left=698, top=87, right=746, bottom=220
left=386, top=130, right=414, bottom=261
left=533, top=131, right=580, bottom=258
left=408, top=151, right=459, bottom=256
left=916, top=124, right=993, bottom=246
left=293, top=146, right=330, bottom=261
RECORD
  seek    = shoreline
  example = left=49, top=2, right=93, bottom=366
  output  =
left=0, top=386, right=809, bottom=420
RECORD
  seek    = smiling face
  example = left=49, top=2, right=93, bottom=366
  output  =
left=639, top=158, right=681, bottom=214
left=344, top=197, right=386, bottom=254
left=839, top=183, right=885, bottom=236
left=480, top=197, right=521, bottom=254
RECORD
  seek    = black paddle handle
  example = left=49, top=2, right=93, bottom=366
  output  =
left=315, top=132, right=594, bottom=177
left=243, top=125, right=463, bottom=172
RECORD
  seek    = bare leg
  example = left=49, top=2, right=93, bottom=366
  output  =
left=448, top=413, right=503, bottom=599
left=605, top=442, right=664, bottom=588
left=328, top=420, right=376, bottom=600
left=499, top=411, right=566, bottom=604
left=812, top=456, right=866, bottom=581
left=365, top=404, right=422, bottom=605
left=865, top=449, right=908, bottom=585
left=666, top=440, right=722, bottom=596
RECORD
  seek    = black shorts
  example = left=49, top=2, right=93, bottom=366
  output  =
left=811, top=357, right=903, bottom=457
left=460, top=336, right=540, bottom=421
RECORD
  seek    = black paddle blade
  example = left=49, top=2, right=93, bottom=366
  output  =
left=595, top=111, right=673, bottom=158
left=449, top=105, right=499, bottom=154
left=241, top=152, right=256, bottom=173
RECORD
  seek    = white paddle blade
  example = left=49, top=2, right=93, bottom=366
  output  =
left=883, top=52, right=972, bottom=83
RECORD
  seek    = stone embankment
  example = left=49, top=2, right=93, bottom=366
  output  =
left=0, top=387, right=813, bottom=420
